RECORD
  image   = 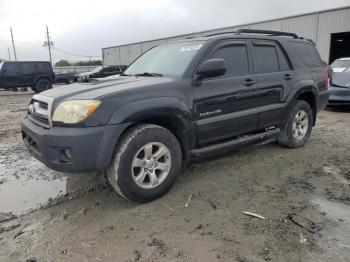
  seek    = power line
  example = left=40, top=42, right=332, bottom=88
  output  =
left=51, top=46, right=101, bottom=58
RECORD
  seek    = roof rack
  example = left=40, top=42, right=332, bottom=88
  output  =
left=204, top=31, right=238, bottom=37
left=236, top=29, right=298, bottom=38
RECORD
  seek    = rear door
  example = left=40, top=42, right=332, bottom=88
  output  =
left=251, top=40, right=295, bottom=129
left=21, top=62, right=37, bottom=86
left=194, top=40, right=259, bottom=144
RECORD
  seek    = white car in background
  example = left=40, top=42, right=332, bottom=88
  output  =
left=331, top=57, right=350, bottom=73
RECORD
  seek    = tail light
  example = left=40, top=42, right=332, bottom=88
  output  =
left=324, top=67, right=329, bottom=89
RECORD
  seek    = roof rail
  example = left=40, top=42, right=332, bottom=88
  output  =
left=204, top=31, right=238, bottom=37
left=237, top=29, right=298, bottom=38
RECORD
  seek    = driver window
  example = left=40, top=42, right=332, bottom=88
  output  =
left=209, top=44, right=249, bottom=77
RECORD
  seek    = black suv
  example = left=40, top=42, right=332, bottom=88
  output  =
left=0, top=61, right=54, bottom=93
left=21, top=30, right=329, bottom=202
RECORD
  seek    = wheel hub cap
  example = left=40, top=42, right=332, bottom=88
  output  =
left=293, top=110, right=308, bottom=140
left=131, top=142, right=171, bottom=189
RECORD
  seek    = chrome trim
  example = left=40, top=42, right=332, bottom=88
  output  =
left=28, top=115, right=51, bottom=129
left=30, top=94, right=54, bottom=128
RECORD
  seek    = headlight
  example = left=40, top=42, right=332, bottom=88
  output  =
left=52, top=100, right=100, bottom=124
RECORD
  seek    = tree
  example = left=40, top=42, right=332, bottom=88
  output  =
left=74, top=60, right=102, bottom=66
left=55, top=60, right=71, bottom=67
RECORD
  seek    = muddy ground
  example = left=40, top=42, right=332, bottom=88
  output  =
left=0, top=89, right=349, bottom=262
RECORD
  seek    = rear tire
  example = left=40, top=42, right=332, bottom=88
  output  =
left=107, top=124, right=182, bottom=202
left=278, top=100, right=314, bottom=148
left=32, top=79, right=52, bottom=93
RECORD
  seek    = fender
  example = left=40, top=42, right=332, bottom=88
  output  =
left=283, top=79, right=318, bottom=125
left=108, top=97, right=196, bottom=162
left=286, top=79, right=318, bottom=105
left=108, top=96, right=193, bottom=127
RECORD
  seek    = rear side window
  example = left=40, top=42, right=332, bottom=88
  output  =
left=288, top=42, right=322, bottom=67
left=37, top=62, right=51, bottom=73
left=253, top=43, right=279, bottom=73
left=210, top=43, right=249, bottom=77
left=22, top=63, right=36, bottom=74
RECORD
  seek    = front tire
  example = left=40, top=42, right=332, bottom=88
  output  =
left=107, top=124, right=182, bottom=202
left=278, top=100, right=314, bottom=148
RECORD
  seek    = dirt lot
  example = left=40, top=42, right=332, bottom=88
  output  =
left=0, top=90, right=349, bottom=262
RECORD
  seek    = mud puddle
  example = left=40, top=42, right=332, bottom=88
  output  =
left=0, top=178, right=67, bottom=215
left=0, top=141, right=106, bottom=215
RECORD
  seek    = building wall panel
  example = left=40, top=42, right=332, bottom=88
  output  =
left=103, top=7, right=350, bottom=65
left=281, top=14, right=318, bottom=41
left=316, top=8, right=350, bottom=62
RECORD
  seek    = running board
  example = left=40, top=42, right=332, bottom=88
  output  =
left=190, top=128, right=280, bottom=159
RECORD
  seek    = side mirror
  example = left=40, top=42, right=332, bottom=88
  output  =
left=197, top=59, right=227, bottom=78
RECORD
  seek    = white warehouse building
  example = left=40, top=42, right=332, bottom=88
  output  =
left=102, top=6, right=350, bottom=66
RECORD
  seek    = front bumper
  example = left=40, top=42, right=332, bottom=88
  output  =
left=21, top=117, right=130, bottom=173
left=328, top=86, right=350, bottom=106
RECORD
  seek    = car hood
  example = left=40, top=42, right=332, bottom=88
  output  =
left=41, top=76, right=175, bottom=102
left=332, top=67, right=347, bottom=73
left=331, top=72, right=350, bottom=88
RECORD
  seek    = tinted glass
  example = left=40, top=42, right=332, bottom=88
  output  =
left=22, top=63, right=36, bottom=74
left=253, top=44, right=279, bottom=73
left=331, top=59, right=350, bottom=69
left=125, top=41, right=204, bottom=77
left=276, top=46, right=290, bottom=71
left=3, top=63, right=19, bottom=76
left=37, top=62, right=50, bottom=73
left=289, top=42, right=322, bottom=67
left=210, top=44, right=249, bottom=77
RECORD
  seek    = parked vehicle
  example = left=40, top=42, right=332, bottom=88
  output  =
left=54, top=72, right=75, bottom=84
left=330, top=57, right=350, bottom=73
left=0, top=61, right=54, bottom=93
left=22, top=29, right=329, bottom=202
left=78, top=65, right=125, bottom=82
left=328, top=70, right=350, bottom=107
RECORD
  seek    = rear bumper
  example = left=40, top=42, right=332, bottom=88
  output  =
left=317, top=90, right=329, bottom=111
left=328, top=86, right=350, bottom=105
left=21, top=117, right=130, bottom=173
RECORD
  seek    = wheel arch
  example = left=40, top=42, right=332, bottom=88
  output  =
left=108, top=97, right=195, bottom=164
left=292, top=87, right=317, bottom=126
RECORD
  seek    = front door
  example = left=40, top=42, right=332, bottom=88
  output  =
left=0, top=62, right=21, bottom=87
left=193, top=40, right=259, bottom=145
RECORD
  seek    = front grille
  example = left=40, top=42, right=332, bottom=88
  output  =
left=27, top=94, right=54, bottom=128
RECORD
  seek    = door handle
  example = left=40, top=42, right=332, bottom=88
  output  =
left=284, top=74, right=292, bottom=80
left=242, top=79, right=257, bottom=86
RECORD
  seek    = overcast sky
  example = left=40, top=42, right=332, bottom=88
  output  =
left=0, top=0, right=349, bottom=63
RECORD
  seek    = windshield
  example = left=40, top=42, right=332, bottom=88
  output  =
left=125, top=41, right=204, bottom=77
left=331, top=59, right=350, bottom=69
left=91, top=66, right=103, bottom=73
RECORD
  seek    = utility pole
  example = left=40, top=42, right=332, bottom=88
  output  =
left=45, top=25, right=52, bottom=65
left=7, top=47, right=11, bottom=61
left=10, top=27, right=17, bottom=61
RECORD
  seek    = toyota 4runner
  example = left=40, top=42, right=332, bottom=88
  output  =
left=21, top=29, right=329, bottom=202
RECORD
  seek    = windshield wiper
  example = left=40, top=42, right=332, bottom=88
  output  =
left=120, top=73, right=131, bottom=76
left=134, top=72, right=163, bottom=77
